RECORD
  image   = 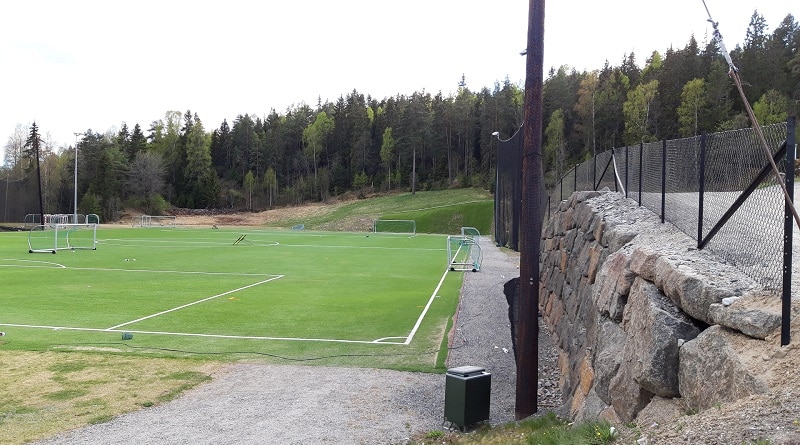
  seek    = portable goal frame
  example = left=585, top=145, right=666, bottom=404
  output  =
left=372, top=219, right=416, bottom=235
left=447, top=235, right=482, bottom=272
left=132, top=215, right=177, bottom=227
left=28, top=223, right=98, bottom=254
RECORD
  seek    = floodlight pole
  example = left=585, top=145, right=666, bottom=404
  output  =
left=73, top=132, right=83, bottom=224
left=515, top=0, right=545, bottom=420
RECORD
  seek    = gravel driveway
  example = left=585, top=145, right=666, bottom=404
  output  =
left=36, top=237, right=559, bottom=445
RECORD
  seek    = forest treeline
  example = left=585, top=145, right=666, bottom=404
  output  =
left=3, top=10, right=798, bottom=222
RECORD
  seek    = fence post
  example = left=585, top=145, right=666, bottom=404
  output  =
left=638, top=142, right=643, bottom=206
left=783, top=116, right=796, bottom=346
left=661, top=139, right=666, bottom=223
left=573, top=164, right=577, bottom=194
left=698, top=134, right=707, bottom=244
left=625, top=145, right=629, bottom=198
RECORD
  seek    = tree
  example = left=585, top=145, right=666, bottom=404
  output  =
left=23, top=122, right=45, bottom=223
left=263, top=166, right=277, bottom=209
left=544, top=109, right=566, bottom=181
left=752, top=89, right=789, bottom=124
left=677, top=78, right=708, bottom=137
left=3, top=124, right=27, bottom=170
left=574, top=71, right=599, bottom=155
left=126, top=151, right=165, bottom=202
left=302, top=111, right=334, bottom=199
left=184, top=113, right=216, bottom=208
left=243, top=170, right=255, bottom=210
left=128, top=124, right=147, bottom=161
left=623, top=80, right=659, bottom=144
left=380, top=127, right=395, bottom=190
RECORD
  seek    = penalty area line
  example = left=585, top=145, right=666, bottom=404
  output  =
left=105, top=275, right=284, bottom=331
left=0, top=323, right=398, bottom=345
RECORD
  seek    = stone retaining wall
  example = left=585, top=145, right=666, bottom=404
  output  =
left=539, top=190, right=783, bottom=422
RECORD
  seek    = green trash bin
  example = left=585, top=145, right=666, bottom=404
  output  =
left=444, top=366, right=491, bottom=430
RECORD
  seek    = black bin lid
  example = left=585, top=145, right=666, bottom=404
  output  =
left=447, top=366, right=486, bottom=377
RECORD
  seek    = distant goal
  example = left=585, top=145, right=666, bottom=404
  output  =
left=132, top=215, right=177, bottom=227
left=372, top=219, right=416, bottom=235
left=28, top=223, right=98, bottom=254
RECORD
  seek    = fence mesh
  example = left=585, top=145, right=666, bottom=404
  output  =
left=495, top=128, right=523, bottom=250
left=537, top=122, right=794, bottom=290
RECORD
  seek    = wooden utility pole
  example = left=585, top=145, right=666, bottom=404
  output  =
left=515, top=0, right=545, bottom=420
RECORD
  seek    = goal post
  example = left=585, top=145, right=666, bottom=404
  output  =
left=447, top=235, right=482, bottom=272
left=372, top=219, right=416, bottom=235
left=28, top=223, right=98, bottom=254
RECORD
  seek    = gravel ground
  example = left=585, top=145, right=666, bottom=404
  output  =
left=36, top=237, right=562, bottom=445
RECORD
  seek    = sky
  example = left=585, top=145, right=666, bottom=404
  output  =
left=1, top=0, right=795, bottom=163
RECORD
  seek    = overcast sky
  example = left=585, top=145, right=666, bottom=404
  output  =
left=1, top=0, right=795, bottom=163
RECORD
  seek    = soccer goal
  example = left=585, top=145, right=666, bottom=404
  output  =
left=461, top=227, right=481, bottom=239
left=373, top=219, right=416, bottom=235
left=447, top=235, right=482, bottom=272
left=132, top=215, right=177, bottom=227
left=28, top=223, right=98, bottom=253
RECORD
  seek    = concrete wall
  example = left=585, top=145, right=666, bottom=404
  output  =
left=539, top=190, right=783, bottom=423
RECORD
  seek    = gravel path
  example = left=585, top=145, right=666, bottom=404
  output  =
left=37, top=237, right=561, bottom=445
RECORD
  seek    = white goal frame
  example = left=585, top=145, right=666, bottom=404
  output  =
left=447, top=235, right=482, bottom=272
left=372, top=219, right=416, bottom=235
left=132, top=215, right=177, bottom=227
left=28, top=223, right=98, bottom=254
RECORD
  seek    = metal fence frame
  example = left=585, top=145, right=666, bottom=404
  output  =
left=548, top=122, right=795, bottom=291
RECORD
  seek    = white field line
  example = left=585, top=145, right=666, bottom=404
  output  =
left=402, top=267, right=450, bottom=345
left=0, top=323, right=395, bottom=345
left=0, top=259, right=67, bottom=268
left=105, top=275, right=284, bottom=330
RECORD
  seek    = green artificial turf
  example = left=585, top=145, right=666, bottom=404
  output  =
left=0, top=226, right=463, bottom=371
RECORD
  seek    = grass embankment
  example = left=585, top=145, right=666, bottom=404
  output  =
left=267, top=188, right=494, bottom=235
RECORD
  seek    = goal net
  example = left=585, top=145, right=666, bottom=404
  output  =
left=132, top=215, right=177, bottom=227
left=28, top=223, right=98, bottom=253
left=447, top=235, right=482, bottom=272
left=372, top=219, right=416, bottom=235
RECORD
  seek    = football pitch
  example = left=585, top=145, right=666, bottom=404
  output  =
left=0, top=226, right=465, bottom=371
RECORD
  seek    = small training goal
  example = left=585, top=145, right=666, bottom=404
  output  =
left=447, top=234, right=482, bottom=272
left=372, top=219, right=416, bottom=235
left=28, top=223, right=98, bottom=254
left=132, top=215, right=177, bottom=227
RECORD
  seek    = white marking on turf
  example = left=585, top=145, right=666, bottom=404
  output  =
left=0, top=258, right=67, bottom=268
left=402, top=267, right=450, bottom=345
left=105, top=275, right=285, bottom=330
left=0, top=322, right=402, bottom=345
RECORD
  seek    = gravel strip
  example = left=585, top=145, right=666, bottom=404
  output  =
left=37, top=237, right=561, bottom=444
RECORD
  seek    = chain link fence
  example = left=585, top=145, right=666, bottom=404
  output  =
left=545, top=122, right=794, bottom=290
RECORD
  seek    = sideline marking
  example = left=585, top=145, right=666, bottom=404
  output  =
left=105, top=275, right=285, bottom=330
left=402, top=267, right=450, bottom=345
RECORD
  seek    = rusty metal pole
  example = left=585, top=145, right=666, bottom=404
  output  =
left=515, top=0, right=545, bottom=420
